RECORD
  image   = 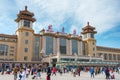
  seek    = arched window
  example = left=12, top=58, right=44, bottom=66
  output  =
left=60, top=38, right=66, bottom=54
left=72, top=39, right=78, bottom=55
left=45, top=36, right=53, bottom=55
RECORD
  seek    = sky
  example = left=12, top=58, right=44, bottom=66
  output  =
left=0, top=0, right=120, bottom=48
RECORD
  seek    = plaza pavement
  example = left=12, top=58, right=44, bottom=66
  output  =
left=0, top=71, right=120, bottom=80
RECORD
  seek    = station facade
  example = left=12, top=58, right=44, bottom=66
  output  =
left=0, top=6, right=120, bottom=65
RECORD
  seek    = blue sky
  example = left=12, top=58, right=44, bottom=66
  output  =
left=0, top=0, right=120, bottom=48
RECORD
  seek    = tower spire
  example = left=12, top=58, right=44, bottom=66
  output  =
left=25, top=6, right=27, bottom=11
left=87, top=21, right=89, bottom=26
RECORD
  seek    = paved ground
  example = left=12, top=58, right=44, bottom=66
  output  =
left=0, top=71, right=120, bottom=80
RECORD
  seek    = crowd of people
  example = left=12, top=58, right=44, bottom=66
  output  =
left=0, top=63, right=120, bottom=80
left=0, top=63, right=43, bottom=80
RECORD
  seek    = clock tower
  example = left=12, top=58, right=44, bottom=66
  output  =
left=81, top=22, right=97, bottom=57
left=15, top=6, right=36, bottom=61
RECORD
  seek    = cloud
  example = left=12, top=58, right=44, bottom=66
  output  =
left=0, top=0, right=120, bottom=35
left=31, top=0, right=120, bottom=34
left=74, top=0, right=120, bottom=33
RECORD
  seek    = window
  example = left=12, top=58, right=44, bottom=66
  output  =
left=45, top=36, right=53, bottom=55
left=33, top=36, right=40, bottom=61
left=118, top=55, right=120, bottom=60
left=24, top=20, right=30, bottom=27
left=10, top=50, right=14, bottom=52
left=91, top=34, right=94, bottom=38
left=24, top=48, right=28, bottom=52
left=60, top=38, right=66, bottom=54
left=98, top=53, right=102, bottom=57
left=109, top=54, right=112, bottom=60
left=104, top=54, right=107, bottom=60
left=93, top=48, right=95, bottom=51
left=10, top=54, right=14, bottom=56
left=93, top=42, right=94, bottom=45
left=10, top=46, right=14, bottom=49
left=72, top=39, right=78, bottom=55
left=113, top=54, right=116, bottom=60
left=24, top=56, right=28, bottom=61
left=0, top=44, right=8, bottom=56
left=25, top=32, right=29, bottom=36
left=25, top=40, right=28, bottom=44
left=12, top=39, right=16, bottom=42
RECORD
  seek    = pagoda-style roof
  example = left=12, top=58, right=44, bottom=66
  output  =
left=81, top=22, right=97, bottom=34
left=15, top=6, right=36, bottom=22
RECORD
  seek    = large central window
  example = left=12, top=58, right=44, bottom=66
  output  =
left=45, top=36, right=53, bottom=55
left=60, top=38, right=66, bottom=54
left=72, top=39, right=78, bottom=55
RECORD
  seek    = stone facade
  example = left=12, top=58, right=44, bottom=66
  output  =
left=0, top=6, right=120, bottom=65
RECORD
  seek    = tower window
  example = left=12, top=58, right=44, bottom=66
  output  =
left=25, top=32, right=29, bottom=36
left=25, top=40, right=28, bottom=44
left=91, top=34, right=94, bottom=38
left=24, top=48, right=28, bottom=52
left=24, top=20, right=30, bottom=27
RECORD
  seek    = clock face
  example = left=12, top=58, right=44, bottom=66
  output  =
left=24, top=20, right=30, bottom=27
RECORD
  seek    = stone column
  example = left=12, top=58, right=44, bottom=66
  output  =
left=56, top=38, right=60, bottom=62
left=107, top=54, right=109, bottom=61
left=42, top=36, right=46, bottom=56
left=78, top=41, right=83, bottom=56
left=69, top=40, right=72, bottom=55
left=66, top=39, right=70, bottom=55
left=53, top=37, right=57, bottom=55
left=111, top=54, right=113, bottom=61
left=56, top=38, right=60, bottom=54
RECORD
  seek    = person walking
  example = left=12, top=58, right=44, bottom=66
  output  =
left=105, top=67, right=110, bottom=79
left=72, top=68, right=76, bottom=77
left=90, top=67, right=95, bottom=78
left=13, top=66, right=18, bottom=80
left=20, top=68, right=26, bottom=80
left=36, top=66, right=41, bottom=79
left=52, top=67, right=57, bottom=76
left=26, top=67, right=30, bottom=78
left=46, top=66, right=51, bottom=80
left=77, top=67, right=81, bottom=76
